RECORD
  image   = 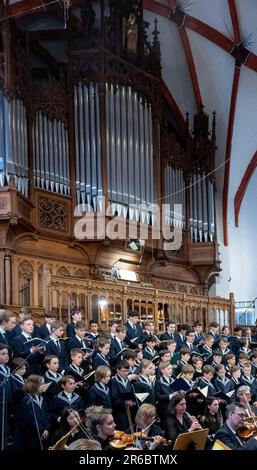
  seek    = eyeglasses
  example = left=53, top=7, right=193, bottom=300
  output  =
left=233, top=412, right=246, bottom=418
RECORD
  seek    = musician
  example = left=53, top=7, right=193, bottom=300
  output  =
left=37, top=312, right=57, bottom=340
left=122, top=349, right=139, bottom=381
left=110, top=359, right=135, bottom=431
left=0, top=311, right=16, bottom=348
left=193, top=322, right=205, bottom=346
left=214, top=402, right=257, bottom=449
left=228, top=326, right=243, bottom=355
left=85, top=406, right=116, bottom=450
left=209, top=350, right=223, bottom=371
left=155, top=361, right=175, bottom=424
left=160, top=322, right=176, bottom=342
left=132, top=404, right=164, bottom=450
left=216, top=337, right=231, bottom=358
left=51, top=375, right=84, bottom=422
left=165, top=393, right=202, bottom=444
left=230, top=365, right=242, bottom=391
left=240, top=361, right=257, bottom=400
left=224, top=352, right=236, bottom=374
left=109, top=325, right=128, bottom=367
left=237, top=385, right=257, bottom=415
left=193, top=365, right=216, bottom=397
left=66, top=308, right=83, bottom=338
left=85, top=320, right=99, bottom=343
left=50, top=408, right=86, bottom=448
left=171, top=364, right=195, bottom=394
left=134, top=359, right=156, bottom=405
left=207, top=321, right=220, bottom=349
left=173, top=348, right=191, bottom=377
left=0, top=344, right=12, bottom=450
left=67, top=321, right=92, bottom=356
left=250, top=350, right=257, bottom=377
left=125, top=310, right=143, bottom=349
left=142, top=336, right=158, bottom=361
left=43, top=355, right=62, bottom=401
left=9, top=357, right=28, bottom=449
left=88, top=365, right=112, bottom=408
left=213, top=364, right=234, bottom=395
left=66, top=438, right=101, bottom=450
left=182, top=329, right=198, bottom=354
left=92, top=338, right=111, bottom=369
left=17, top=375, right=51, bottom=450
left=12, top=317, right=43, bottom=375
left=198, top=397, right=222, bottom=448
left=45, top=321, right=69, bottom=372
left=191, top=356, right=204, bottom=380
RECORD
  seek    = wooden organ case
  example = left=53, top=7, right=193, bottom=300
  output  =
left=0, top=0, right=233, bottom=331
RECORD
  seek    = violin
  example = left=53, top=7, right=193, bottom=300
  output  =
left=238, top=416, right=257, bottom=440
left=109, top=431, right=172, bottom=449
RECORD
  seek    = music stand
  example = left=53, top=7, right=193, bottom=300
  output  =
left=173, top=428, right=209, bottom=450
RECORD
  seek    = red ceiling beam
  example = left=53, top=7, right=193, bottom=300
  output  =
left=234, top=151, right=257, bottom=227
left=160, top=79, right=188, bottom=136
left=222, top=66, right=241, bottom=246
left=184, top=16, right=234, bottom=53
left=228, top=0, right=241, bottom=43
left=179, top=26, right=202, bottom=108
left=245, top=53, right=257, bottom=74
left=143, top=0, right=170, bottom=16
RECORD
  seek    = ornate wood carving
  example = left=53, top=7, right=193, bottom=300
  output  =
left=39, top=197, right=69, bottom=232
left=71, top=0, right=161, bottom=107
left=56, top=266, right=70, bottom=277
left=161, top=120, right=186, bottom=169
left=188, top=105, right=216, bottom=176
left=31, top=76, right=69, bottom=126
left=18, top=260, right=33, bottom=279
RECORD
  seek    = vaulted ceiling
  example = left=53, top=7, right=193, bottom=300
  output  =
left=4, top=0, right=257, bottom=301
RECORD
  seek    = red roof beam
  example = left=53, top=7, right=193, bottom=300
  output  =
left=228, top=0, right=241, bottom=43
left=179, top=26, right=202, bottom=108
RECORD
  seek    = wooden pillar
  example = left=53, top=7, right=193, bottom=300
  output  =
left=0, top=250, right=5, bottom=305
left=230, top=293, right=235, bottom=331
left=42, top=264, right=51, bottom=310
left=122, top=290, right=127, bottom=323
left=87, top=292, right=92, bottom=323
left=33, top=268, right=39, bottom=307
left=12, top=256, right=19, bottom=305
left=182, top=295, right=187, bottom=324
left=4, top=252, right=12, bottom=305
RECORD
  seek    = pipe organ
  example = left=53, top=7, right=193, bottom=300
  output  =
left=0, top=0, right=223, bottom=314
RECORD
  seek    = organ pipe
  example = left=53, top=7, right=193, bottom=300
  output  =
left=32, top=111, right=69, bottom=195
left=164, top=166, right=186, bottom=230
left=73, top=82, right=102, bottom=210
left=188, top=173, right=215, bottom=242
left=0, top=94, right=28, bottom=196
left=106, top=84, right=154, bottom=224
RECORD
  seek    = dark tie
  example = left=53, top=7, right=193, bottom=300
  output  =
left=27, top=336, right=32, bottom=341
left=2, top=333, right=8, bottom=345
left=56, top=340, right=61, bottom=351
